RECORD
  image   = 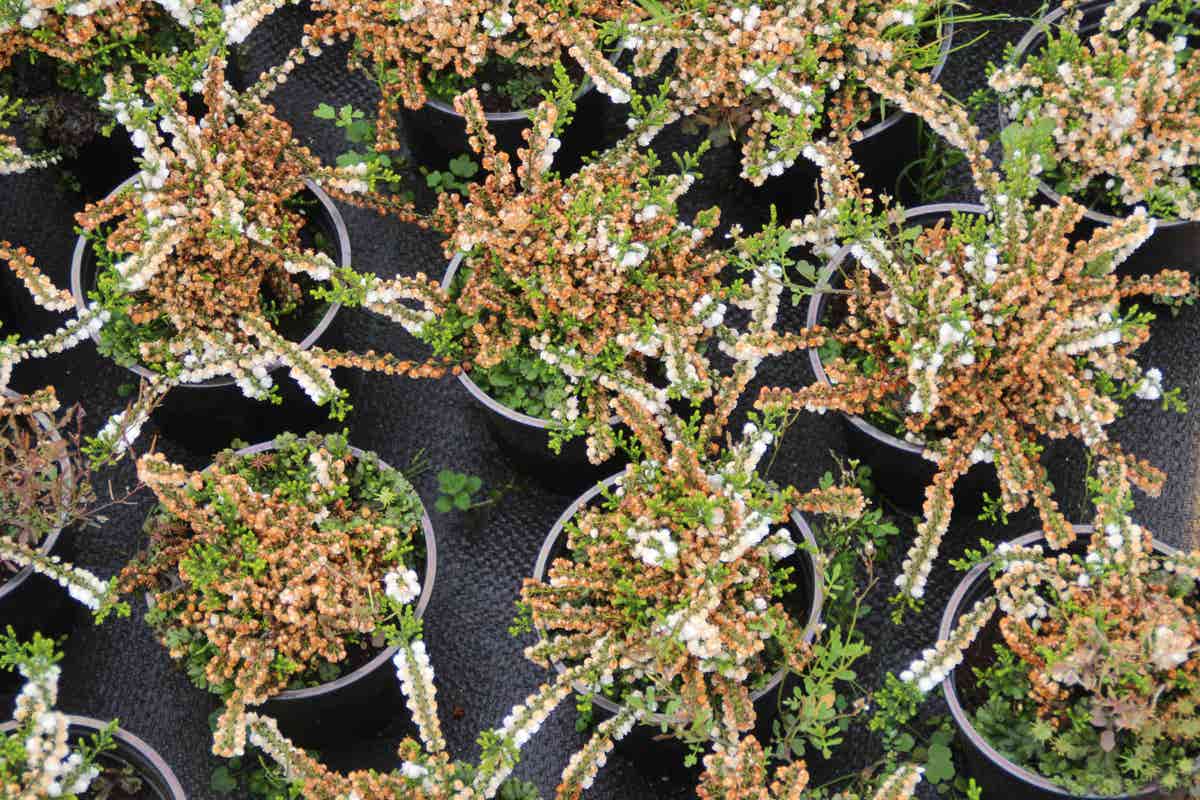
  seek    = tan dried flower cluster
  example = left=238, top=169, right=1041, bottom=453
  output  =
left=226, top=0, right=631, bottom=149
left=116, top=433, right=425, bottom=757
left=991, top=0, right=1200, bottom=219
left=617, top=0, right=950, bottom=183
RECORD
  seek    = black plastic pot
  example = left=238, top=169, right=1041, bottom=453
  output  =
left=806, top=203, right=1000, bottom=512
left=0, top=715, right=186, bottom=799
left=759, top=12, right=957, bottom=220
left=939, top=526, right=1176, bottom=800
left=62, top=129, right=141, bottom=204
left=142, top=440, right=438, bottom=748
left=400, top=72, right=610, bottom=174
left=440, top=253, right=627, bottom=494
left=0, top=389, right=79, bottom=696
left=1001, top=1, right=1200, bottom=276
left=69, top=177, right=346, bottom=453
left=532, top=473, right=825, bottom=767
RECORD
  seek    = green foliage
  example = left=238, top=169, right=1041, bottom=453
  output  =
left=448, top=762, right=542, bottom=800
left=423, top=153, right=480, bottom=195
left=971, top=635, right=1199, bottom=795
left=211, top=751, right=300, bottom=798
left=436, top=469, right=484, bottom=512
left=813, top=457, right=899, bottom=629
left=976, top=492, right=1008, bottom=526
left=771, top=625, right=870, bottom=761
left=0, top=626, right=59, bottom=673
left=313, top=103, right=408, bottom=194
left=434, top=468, right=515, bottom=514
left=473, top=351, right=574, bottom=421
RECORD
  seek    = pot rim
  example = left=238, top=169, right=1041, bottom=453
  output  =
left=68, top=176, right=347, bottom=389
left=424, top=73, right=597, bottom=122
left=806, top=201, right=988, bottom=458
left=141, top=438, right=437, bottom=703
left=531, top=472, right=826, bottom=723
left=0, top=714, right=187, bottom=800
left=938, top=524, right=1177, bottom=798
left=0, top=388, right=74, bottom=603
left=999, top=0, right=1191, bottom=229
left=440, top=252, right=622, bottom=432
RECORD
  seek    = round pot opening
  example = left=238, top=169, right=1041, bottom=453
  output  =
left=0, top=715, right=186, bottom=800
left=440, top=252, right=624, bottom=434
left=141, top=439, right=436, bottom=704
left=806, top=202, right=988, bottom=456
left=68, top=176, right=347, bottom=388
left=939, top=525, right=1178, bottom=799
left=531, top=472, right=826, bottom=727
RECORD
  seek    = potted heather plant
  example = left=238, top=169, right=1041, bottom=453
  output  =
left=1, top=58, right=446, bottom=459
left=0, top=0, right=221, bottom=197
left=992, top=0, right=1200, bottom=277
left=516, top=272, right=869, bottom=779
left=758, top=110, right=1191, bottom=615
left=322, top=90, right=815, bottom=487
left=527, top=447, right=837, bottom=757
left=894, top=463, right=1199, bottom=798
left=0, top=631, right=187, bottom=800
left=994, top=0, right=1200, bottom=222
left=222, top=0, right=631, bottom=166
left=425, top=92, right=725, bottom=481
left=607, top=0, right=956, bottom=210
left=115, top=431, right=436, bottom=757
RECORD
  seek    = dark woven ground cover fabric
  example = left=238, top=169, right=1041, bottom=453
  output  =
left=2, top=1, right=1198, bottom=797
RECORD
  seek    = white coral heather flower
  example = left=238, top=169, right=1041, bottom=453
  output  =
left=634, top=204, right=660, bottom=222
left=308, top=449, right=334, bottom=487
left=537, top=136, right=561, bottom=173
left=690, top=294, right=727, bottom=328
left=1135, top=367, right=1163, bottom=401
left=384, top=568, right=421, bottom=605
left=1150, top=624, right=1193, bottom=670
left=902, top=597, right=996, bottom=693
left=627, top=527, right=679, bottom=567
left=608, top=241, right=649, bottom=269
left=481, top=8, right=513, bottom=36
